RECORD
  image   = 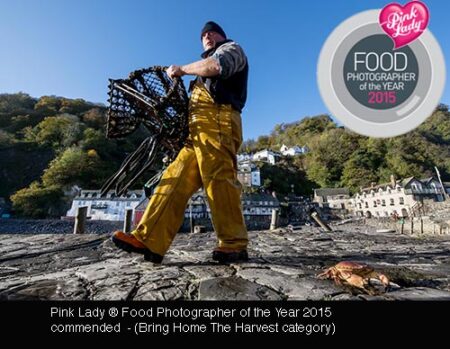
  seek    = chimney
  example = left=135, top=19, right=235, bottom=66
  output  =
left=390, top=174, right=396, bottom=188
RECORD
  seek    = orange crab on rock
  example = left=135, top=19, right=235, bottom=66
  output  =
left=318, top=261, right=390, bottom=294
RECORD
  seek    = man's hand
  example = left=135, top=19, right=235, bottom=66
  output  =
left=166, top=65, right=185, bottom=79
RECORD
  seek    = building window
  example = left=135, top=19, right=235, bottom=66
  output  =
left=399, top=197, right=404, bottom=205
left=373, top=201, right=377, bottom=207
left=390, top=199, right=394, bottom=206
left=365, top=202, right=369, bottom=208
left=381, top=200, right=386, bottom=206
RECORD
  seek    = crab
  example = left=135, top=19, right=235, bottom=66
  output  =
left=318, top=261, right=390, bottom=294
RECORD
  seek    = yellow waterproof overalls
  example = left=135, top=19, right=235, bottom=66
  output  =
left=131, top=82, right=248, bottom=256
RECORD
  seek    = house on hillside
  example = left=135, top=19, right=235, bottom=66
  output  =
left=237, top=162, right=261, bottom=187
left=237, top=153, right=253, bottom=163
left=252, top=149, right=281, bottom=165
left=280, top=144, right=308, bottom=156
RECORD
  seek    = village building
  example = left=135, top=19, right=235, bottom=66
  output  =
left=237, top=153, right=253, bottom=162
left=252, top=149, right=281, bottom=165
left=241, top=192, right=280, bottom=217
left=352, top=176, right=446, bottom=218
left=133, top=190, right=280, bottom=229
left=66, top=190, right=144, bottom=221
left=237, top=162, right=261, bottom=187
left=280, top=144, right=308, bottom=156
left=313, top=188, right=351, bottom=210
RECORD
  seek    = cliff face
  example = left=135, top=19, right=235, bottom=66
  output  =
left=1, top=225, right=450, bottom=300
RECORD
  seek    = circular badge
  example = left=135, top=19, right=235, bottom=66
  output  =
left=317, top=10, right=446, bottom=137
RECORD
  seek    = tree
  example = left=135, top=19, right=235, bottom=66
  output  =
left=42, top=146, right=108, bottom=188
left=240, top=138, right=257, bottom=153
left=82, top=108, right=106, bottom=128
left=34, top=96, right=62, bottom=115
left=341, top=149, right=379, bottom=193
left=23, top=114, right=84, bottom=150
left=306, top=128, right=361, bottom=187
left=0, top=93, right=36, bottom=115
left=260, top=162, right=314, bottom=195
left=0, top=130, right=15, bottom=148
left=60, top=98, right=95, bottom=115
left=256, top=135, right=272, bottom=150
left=385, top=133, right=436, bottom=179
left=10, top=182, right=64, bottom=218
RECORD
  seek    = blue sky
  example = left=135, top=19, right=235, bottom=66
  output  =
left=0, top=0, right=448, bottom=140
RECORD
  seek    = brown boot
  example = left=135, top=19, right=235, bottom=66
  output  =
left=111, top=231, right=163, bottom=263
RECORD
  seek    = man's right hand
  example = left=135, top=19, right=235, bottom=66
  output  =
left=166, top=65, right=185, bottom=79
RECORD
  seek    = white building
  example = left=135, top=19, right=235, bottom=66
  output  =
left=185, top=192, right=209, bottom=219
left=237, top=162, right=261, bottom=187
left=353, top=176, right=446, bottom=218
left=66, top=190, right=145, bottom=221
left=280, top=144, right=308, bottom=156
left=237, top=153, right=253, bottom=162
left=313, top=188, right=350, bottom=209
left=252, top=149, right=281, bottom=165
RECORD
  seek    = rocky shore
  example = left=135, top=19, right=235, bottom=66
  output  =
left=1, top=224, right=450, bottom=300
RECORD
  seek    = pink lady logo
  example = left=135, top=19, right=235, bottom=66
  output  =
left=379, top=1, right=429, bottom=48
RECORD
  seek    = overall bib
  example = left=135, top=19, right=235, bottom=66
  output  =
left=132, top=82, right=248, bottom=256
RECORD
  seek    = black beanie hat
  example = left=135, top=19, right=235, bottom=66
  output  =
left=201, top=21, right=227, bottom=40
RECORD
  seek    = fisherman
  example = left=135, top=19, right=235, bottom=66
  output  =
left=112, top=21, right=249, bottom=264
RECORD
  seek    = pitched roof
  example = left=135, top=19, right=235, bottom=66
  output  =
left=242, top=193, right=279, bottom=203
left=314, top=188, right=349, bottom=197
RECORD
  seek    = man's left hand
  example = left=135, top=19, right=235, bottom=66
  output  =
left=166, top=65, right=185, bottom=79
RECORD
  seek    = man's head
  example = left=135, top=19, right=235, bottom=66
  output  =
left=201, top=21, right=226, bottom=51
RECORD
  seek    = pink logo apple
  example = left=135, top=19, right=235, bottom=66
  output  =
left=379, top=1, right=429, bottom=49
